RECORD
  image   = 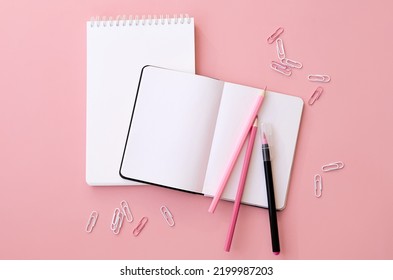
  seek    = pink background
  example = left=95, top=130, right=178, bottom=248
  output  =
left=1, top=0, right=392, bottom=259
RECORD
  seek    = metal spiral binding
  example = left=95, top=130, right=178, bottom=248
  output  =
left=89, top=14, right=191, bottom=27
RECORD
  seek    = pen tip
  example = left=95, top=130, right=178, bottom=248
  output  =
left=274, top=251, right=280, bottom=255
left=262, top=132, right=268, bottom=144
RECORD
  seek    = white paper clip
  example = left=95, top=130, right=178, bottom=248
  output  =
left=271, top=61, right=292, bottom=76
left=111, top=208, right=124, bottom=234
left=308, top=86, right=324, bottom=105
left=120, top=200, right=134, bottom=223
left=314, top=174, right=323, bottom=198
left=281, top=58, right=303, bottom=69
left=110, top=208, right=120, bottom=231
left=321, top=161, right=345, bottom=172
left=267, top=27, right=284, bottom=44
left=308, top=74, right=331, bottom=83
left=133, top=217, right=148, bottom=236
left=160, top=206, right=175, bottom=227
left=113, top=212, right=124, bottom=234
left=276, top=38, right=286, bottom=60
left=85, top=211, right=99, bottom=233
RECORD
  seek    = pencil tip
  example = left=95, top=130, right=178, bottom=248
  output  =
left=261, top=86, right=267, bottom=96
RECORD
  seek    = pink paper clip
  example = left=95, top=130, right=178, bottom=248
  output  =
left=281, top=58, right=303, bottom=69
left=308, top=86, right=324, bottom=105
left=267, top=27, right=284, bottom=44
left=133, top=217, right=148, bottom=236
left=270, top=61, right=292, bottom=76
left=276, top=38, right=286, bottom=60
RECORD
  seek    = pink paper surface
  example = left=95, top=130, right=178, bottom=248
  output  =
left=1, top=0, right=393, bottom=259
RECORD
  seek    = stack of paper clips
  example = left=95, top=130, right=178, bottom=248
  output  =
left=267, top=28, right=303, bottom=76
left=111, top=200, right=133, bottom=234
left=267, top=27, right=331, bottom=106
left=85, top=202, right=175, bottom=235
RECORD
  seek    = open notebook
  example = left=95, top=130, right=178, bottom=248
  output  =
left=120, top=66, right=303, bottom=209
left=86, top=15, right=195, bottom=185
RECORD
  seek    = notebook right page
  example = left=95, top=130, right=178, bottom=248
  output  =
left=203, top=90, right=303, bottom=209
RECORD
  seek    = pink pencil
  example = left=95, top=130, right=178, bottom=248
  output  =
left=225, top=117, right=258, bottom=252
left=208, top=89, right=265, bottom=213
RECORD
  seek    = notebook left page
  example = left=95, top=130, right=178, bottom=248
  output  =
left=86, top=16, right=195, bottom=185
left=120, top=66, right=224, bottom=193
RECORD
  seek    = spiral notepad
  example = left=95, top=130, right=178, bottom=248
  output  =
left=86, top=14, right=195, bottom=185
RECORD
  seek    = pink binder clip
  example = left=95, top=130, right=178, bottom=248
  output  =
left=267, top=27, right=284, bottom=44
left=270, top=61, right=292, bottom=76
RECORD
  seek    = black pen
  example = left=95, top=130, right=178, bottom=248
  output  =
left=261, top=128, right=280, bottom=255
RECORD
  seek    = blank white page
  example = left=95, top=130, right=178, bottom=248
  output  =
left=203, top=90, right=303, bottom=209
left=86, top=17, right=195, bottom=185
left=120, top=66, right=224, bottom=192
